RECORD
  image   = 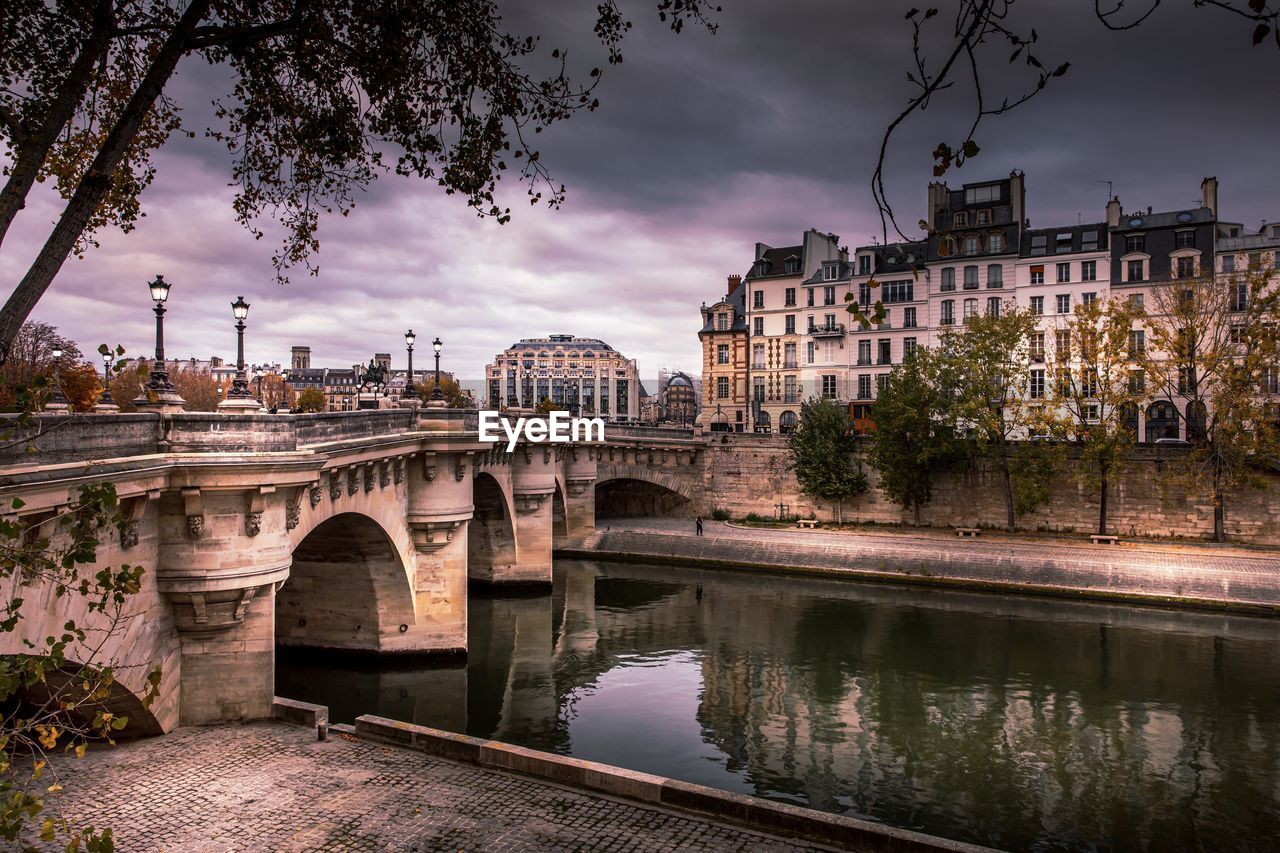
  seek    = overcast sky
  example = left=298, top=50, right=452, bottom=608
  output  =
left=5, top=0, right=1277, bottom=381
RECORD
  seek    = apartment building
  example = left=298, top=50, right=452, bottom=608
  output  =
left=698, top=275, right=750, bottom=431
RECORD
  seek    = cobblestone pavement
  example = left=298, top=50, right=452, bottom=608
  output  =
left=33, top=721, right=830, bottom=852
left=597, top=517, right=1280, bottom=577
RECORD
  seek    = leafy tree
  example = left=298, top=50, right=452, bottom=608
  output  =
left=295, top=388, right=326, bottom=413
left=420, top=377, right=472, bottom=409
left=787, top=397, right=868, bottom=524
left=1138, top=262, right=1280, bottom=542
left=1043, top=296, right=1146, bottom=535
left=170, top=367, right=220, bottom=412
left=0, top=1, right=719, bottom=362
left=58, top=361, right=103, bottom=412
left=867, top=347, right=963, bottom=525
left=940, top=303, right=1056, bottom=530
left=258, top=373, right=296, bottom=409
left=107, top=362, right=148, bottom=414
left=533, top=395, right=563, bottom=416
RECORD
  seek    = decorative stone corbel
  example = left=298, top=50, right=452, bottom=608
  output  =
left=118, top=489, right=158, bottom=550
left=423, top=452, right=437, bottom=482
left=181, top=487, right=204, bottom=540
left=234, top=586, right=260, bottom=621
left=244, top=485, right=274, bottom=537
left=543, top=447, right=552, bottom=464
left=286, top=486, right=306, bottom=530
left=514, top=492, right=548, bottom=514
left=347, top=466, right=360, bottom=496
left=308, top=481, right=322, bottom=509
left=410, top=520, right=461, bottom=552
left=455, top=461, right=467, bottom=481
left=566, top=478, right=595, bottom=498
left=379, top=461, right=391, bottom=488
left=363, top=466, right=375, bottom=493
left=394, top=457, right=406, bottom=484
left=571, top=446, right=580, bottom=462
left=329, top=470, right=343, bottom=501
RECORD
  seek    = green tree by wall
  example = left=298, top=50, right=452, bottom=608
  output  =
left=786, top=397, right=868, bottom=524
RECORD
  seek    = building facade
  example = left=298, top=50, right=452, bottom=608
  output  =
left=698, top=275, right=750, bottom=431
left=484, top=334, right=641, bottom=422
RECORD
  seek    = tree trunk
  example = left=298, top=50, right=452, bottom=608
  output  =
left=0, top=0, right=212, bottom=364
left=1001, top=458, right=1015, bottom=532
left=913, top=501, right=921, bottom=527
left=1212, top=454, right=1226, bottom=543
left=0, top=0, right=114, bottom=254
left=1097, top=462, right=1109, bottom=537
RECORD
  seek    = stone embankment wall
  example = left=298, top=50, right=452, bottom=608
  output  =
left=692, top=435, right=1280, bottom=546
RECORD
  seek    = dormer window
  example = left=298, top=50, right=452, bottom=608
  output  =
left=988, top=232, right=1004, bottom=253
left=976, top=209, right=991, bottom=226
left=1030, top=234, right=1047, bottom=256
left=784, top=257, right=801, bottom=274
left=962, top=234, right=980, bottom=256
left=1125, top=234, right=1145, bottom=254
left=823, top=263, right=837, bottom=281
left=754, top=260, right=769, bottom=277
left=1175, top=230, right=1195, bottom=249
left=859, top=255, right=872, bottom=275
left=1056, top=232, right=1073, bottom=252
left=954, top=211, right=969, bottom=228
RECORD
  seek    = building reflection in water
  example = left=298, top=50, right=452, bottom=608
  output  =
left=277, top=559, right=1280, bottom=851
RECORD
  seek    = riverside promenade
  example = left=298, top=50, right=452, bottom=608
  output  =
left=561, top=518, right=1280, bottom=614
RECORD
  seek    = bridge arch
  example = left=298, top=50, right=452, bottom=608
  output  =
left=595, top=465, right=695, bottom=517
left=277, top=512, right=416, bottom=651
left=552, top=479, right=569, bottom=545
left=469, top=471, right=520, bottom=582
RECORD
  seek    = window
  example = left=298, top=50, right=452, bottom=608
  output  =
left=716, top=377, right=729, bottom=398
left=784, top=342, right=797, bottom=368
left=1128, top=329, right=1145, bottom=355
left=1030, top=265, right=1045, bottom=285
left=823, top=264, right=838, bottom=281
left=877, top=374, right=891, bottom=393
left=977, top=209, right=991, bottom=226
left=784, top=375, right=798, bottom=402
left=857, top=375, right=872, bottom=400
left=878, top=339, right=891, bottom=365
left=806, top=341, right=815, bottom=364
left=1127, top=259, right=1145, bottom=282
left=753, top=291, right=764, bottom=308
left=752, top=376, right=765, bottom=401
left=1030, top=295, right=1044, bottom=315
left=1029, top=370, right=1045, bottom=400
left=1056, top=330, right=1071, bottom=360
left=903, top=306, right=917, bottom=328
left=1082, top=292, right=1097, bottom=307
left=785, top=287, right=796, bottom=306
left=807, top=315, right=815, bottom=332
left=1262, top=366, right=1279, bottom=395
left=753, top=318, right=765, bottom=337
left=954, top=211, right=969, bottom=228
left=987, top=297, right=1001, bottom=317
left=963, top=298, right=978, bottom=322
left=1030, top=333, right=1046, bottom=362
left=964, top=266, right=979, bottom=289
left=807, top=288, right=815, bottom=307
left=903, top=338, right=918, bottom=359
left=752, top=344, right=765, bottom=370
left=1129, top=370, right=1145, bottom=395
left=1030, top=235, right=1048, bottom=256
left=859, top=255, right=872, bottom=275
left=940, top=300, right=955, bottom=325
left=1129, top=293, right=1145, bottom=311
left=717, top=344, right=729, bottom=364
left=824, top=313, right=836, bottom=330
left=941, top=268, right=956, bottom=291
left=987, top=265, right=1003, bottom=288
left=1081, top=260, right=1097, bottom=282
left=784, top=257, right=801, bottom=274
left=1176, top=230, right=1195, bottom=249
left=1056, top=294, right=1071, bottom=314
left=1081, top=230, right=1099, bottom=251
left=1126, top=234, right=1145, bottom=254
left=715, top=312, right=728, bottom=331
left=785, top=314, right=795, bottom=334
left=965, top=184, right=999, bottom=204
left=1057, top=262, right=1071, bottom=283
left=822, top=375, right=837, bottom=398
left=883, top=280, right=914, bottom=302
left=1056, top=232, right=1073, bottom=253
left=824, top=286, right=836, bottom=305
left=1250, top=252, right=1262, bottom=269
left=962, top=234, right=980, bottom=256
left=1177, top=256, right=1196, bottom=278
left=1230, top=283, right=1248, bottom=312
left=988, top=232, right=1004, bottom=253
left=857, top=340, right=871, bottom=365
left=1222, top=254, right=1235, bottom=273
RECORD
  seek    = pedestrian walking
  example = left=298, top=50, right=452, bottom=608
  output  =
left=695, top=516, right=704, bottom=536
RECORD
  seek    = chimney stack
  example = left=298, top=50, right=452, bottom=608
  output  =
left=927, top=181, right=949, bottom=230
left=726, top=274, right=742, bottom=296
left=1201, top=176, right=1218, bottom=216
left=1106, top=196, right=1122, bottom=227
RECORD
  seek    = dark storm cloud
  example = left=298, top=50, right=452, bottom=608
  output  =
left=7, top=0, right=1277, bottom=379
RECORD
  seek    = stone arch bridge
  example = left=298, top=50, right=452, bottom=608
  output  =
left=0, top=409, right=706, bottom=732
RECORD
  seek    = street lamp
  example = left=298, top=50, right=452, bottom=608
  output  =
left=219, top=296, right=258, bottom=409
left=430, top=336, right=445, bottom=402
left=94, top=350, right=119, bottom=413
left=46, top=346, right=70, bottom=412
left=135, top=274, right=185, bottom=410
left=254, top=367, right=264, bottom=404
left=403, top=330, right=417, bottom=398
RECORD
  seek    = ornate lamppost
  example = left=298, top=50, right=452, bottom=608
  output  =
left=94, top=350, right=119, bottom=413
left=429, top=336, right=445, bottom=404
left=403, top=330, right=417, bottom=398
left=45, top=346, right=71, bottom=413
left=218, top=296, right=260, bottom=410
left=135, top=275, right=185, bottom=411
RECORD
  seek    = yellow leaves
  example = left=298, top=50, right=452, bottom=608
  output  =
left=41, top=818, right=56, bottom=841
left=37, top=724, right=60, bottom=750
left=47, top=783, right=63, bottom=793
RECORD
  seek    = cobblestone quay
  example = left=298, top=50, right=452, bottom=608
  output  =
left=32, top=722, right=839, bottom=852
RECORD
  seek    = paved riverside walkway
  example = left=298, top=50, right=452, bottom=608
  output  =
left=568, top=518, right=1280, bottom=612
left=32, top=721, right=830, bottom=852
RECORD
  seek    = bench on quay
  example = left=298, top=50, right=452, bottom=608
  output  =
left=1090, top=534, right=1120, bottom=545
left=955, top=527, right=981, bottom=538
left=796, top=518, right=820, bottom=529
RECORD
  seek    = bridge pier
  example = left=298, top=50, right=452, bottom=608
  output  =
left=406, top=450, right=473, bottom=650
left=502, top=447, right=557, bottom=585
left=563, top=446, right=598, bottom=544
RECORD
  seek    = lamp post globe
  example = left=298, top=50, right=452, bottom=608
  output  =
left=219, top=295, right=260, bottom=409
left=94, top=350, right=119, bottom=413
left=403, top=329, right=417, bottom=398
left=135, top=274, right=185, bottom=411
left=45, top=346, right=70, bottom=412
left=429, top=336, right=445, bottom=403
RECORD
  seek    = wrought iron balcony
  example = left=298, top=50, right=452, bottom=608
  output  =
left=809, top=323, right=846, bottom=338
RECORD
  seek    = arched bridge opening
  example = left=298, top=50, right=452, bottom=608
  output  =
left=595, top=477, right=693, bottom=518
left=469, top=472, right=519, bottom=582
left=277, top=513, right=415, bottom=652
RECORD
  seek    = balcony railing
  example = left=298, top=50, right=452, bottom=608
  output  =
left=783, top=360, right=798, bottom=369
left=809, top=323, right=846, bottom=337
left=856, top=357, right=871, bottom=366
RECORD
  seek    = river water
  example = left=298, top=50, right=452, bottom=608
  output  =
left=276, top=559, right=1280, bottom=851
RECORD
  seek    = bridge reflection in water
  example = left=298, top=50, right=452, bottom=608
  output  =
left=276, top=560, right=1280, bottom=851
